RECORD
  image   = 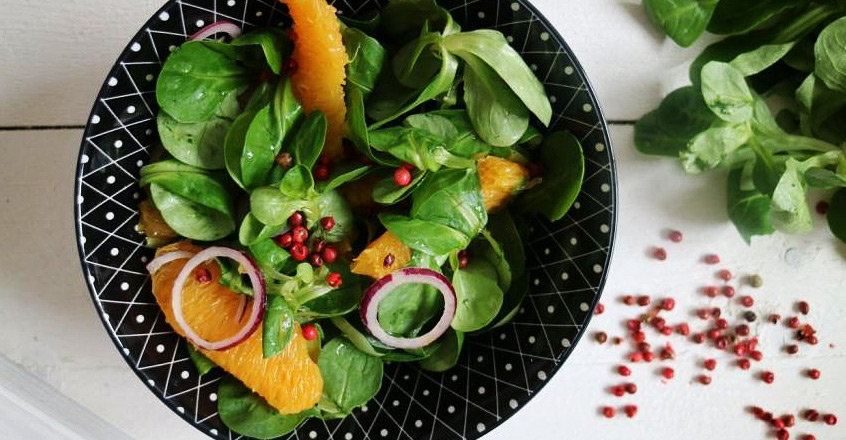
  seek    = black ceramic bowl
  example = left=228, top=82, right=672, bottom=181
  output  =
left=73, top=1, right=617, bottom=438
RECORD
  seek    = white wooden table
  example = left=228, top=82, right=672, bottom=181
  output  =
left=1, top=1, right=844, bottom=439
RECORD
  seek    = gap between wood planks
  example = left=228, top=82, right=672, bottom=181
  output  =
left=0, top=121, right=637, bottom=132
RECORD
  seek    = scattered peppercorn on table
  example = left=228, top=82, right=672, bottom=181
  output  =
left=1, top=1, right=845, bottom=439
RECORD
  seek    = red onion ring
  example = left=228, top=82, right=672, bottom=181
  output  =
left=146, top=251, right=194, bottom=274
left=360, top=268, right=456, bottom=350
left=171, top=247, right=266, bottom=351
left=189, top=20, right=242, bottom=41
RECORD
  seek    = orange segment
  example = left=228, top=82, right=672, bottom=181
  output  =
left=151, top=242, right=323, bottom=415
left=340, top=173, right=379, bottom=210
left=351, top=157, right=528, bottom=278
left=477, top=156, right=529, bottom=212
left=282, top=0, right=348, bottom=159
left=350, top=232, right=412, bottom=279
left=138, top=199, right=177, bottom=239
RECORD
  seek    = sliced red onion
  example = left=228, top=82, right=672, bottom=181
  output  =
left=171, top=247, right=265, bottom=351
left=146, top=251, right=194, bottom=274
left=189, top=20, right=242, bottom=41
left=360, top=268, right=456, bottom=350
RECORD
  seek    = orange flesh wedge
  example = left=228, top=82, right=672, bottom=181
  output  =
left=282, top=0, right=348, bottom=159
left=350, top=232, right=412, bottom=280
left=477, top=156, right=530, bottom=212
left=150, top=242, right=323, bottom=415
left=351, top=158, right=529, bottom=279
left=138, top=199, right=177, bottom=239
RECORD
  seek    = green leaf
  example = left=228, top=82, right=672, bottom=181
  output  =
left=218, top=376, right=315, bottom=439
left=313, top=190, right=355, bottom=242
left=248, top=238, right=290, bottom=272
left=682, top=123, right=752, bottom=173
left=701, top=62, right=756, bottom=123
left=224, top=109, right=255, bottom=188
left=186, top=343, right=216, bottom=376
left=770, top=158, right=814, bottom=233
left=156, top=41, right=256, bottom=123
left=320, top=162, right=372, bottom=192
left=157, top=91, right=240, bottom=170
left=519, top=132, right=585, bottom=221
left=411, top=168, right=487, bottom=238
left=369, top=126, right=463, bottom=171
left=241, top=79, right=304, bottom=189
left=635, top=87, right=718, bottom=157
left=461, top=52, right=529, bottom=147
left=418, top=329, right=463, bottom=372
left=795, top=74, right=846, bottom=144
left=140, top=163, right=235, bottom=216
left=489, top=269, right=528, bottom=329
left=232, top=28, right=293, bottom=75
left=827, top=188, right=846, bottom=243
left=329, top=316, right=384, bottom=357
left=727, top=167, right=776, bottom=242
left=728, top=42, right=797, bottom=77
left=376, top=262, right=444, bottom=337
left=279, top=164, right=315, bottom=199
left=805, top=167, right=846, bottom=188
left=367, top=45, right=459, bottom=127
left=317, top=338, right=383, bottom=415
left=451, top=256, right=504, bottom=332
left=141, top=162, right=236, bottom=241
left=216, top=257, right=254, bottom=296
left=241, top=105, right=281, bottom=189
left=690, top=5, right=836, bottom=86
left=300, top=260, right=364, bottom=318
left=642, top=0, right=720, bottom=47
left=444, top=30, right=552, bottom=125
left=373, top=170, right=428, bottom=204
left=380, top=213, right=470, bottom=255
left=149, top=183, right=236, bottom=241
left=708, top=0, right=806, bottom=35
left=262, top=296, right=294, bottom=358
left=301, top=282, right=362, bottom=318
left=291, top=111, right=327, bottom=169
left=393, top=32, right=443, bottom=89
left=343, top=26, right=387, bottom=93
left=406, top=110, right=492, bottom=158
left=750, top=141, right=782, bottom=196
left=816, top=17, right=846, bottom=93
left=249, top=187, right=310, bottom=226
left=239, top=213, right=282, bottom=247
left=475, top=233, right=511, bottom=291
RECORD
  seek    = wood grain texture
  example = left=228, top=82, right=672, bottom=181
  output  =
left=0, top=0, right=163, bottom=126
left=0, top=0, right=714, bottom=126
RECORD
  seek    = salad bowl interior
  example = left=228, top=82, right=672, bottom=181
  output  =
left=74, top=0, right=617, bottom=438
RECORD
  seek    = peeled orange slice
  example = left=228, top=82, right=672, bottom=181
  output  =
left=150, top=242, right=323, bottom=414
left=477, top=156, right=530, bottom=212
left=281, top=0, right=348, bottom=159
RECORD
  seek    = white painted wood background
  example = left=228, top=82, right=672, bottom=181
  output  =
left=0, top=1, right=844, bottom=439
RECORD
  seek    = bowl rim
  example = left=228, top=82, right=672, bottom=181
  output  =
left=72, top=0, right=619, bottom=438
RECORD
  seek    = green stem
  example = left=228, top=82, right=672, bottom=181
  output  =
left=760, top=134, right=841, bottom=153
left=774, top=4, right=838, bottom=44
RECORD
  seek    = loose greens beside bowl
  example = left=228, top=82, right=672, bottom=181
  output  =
left=639, top=0, right=846, bottom=245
